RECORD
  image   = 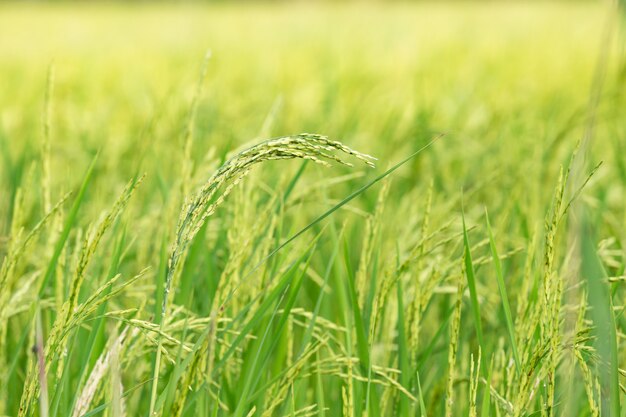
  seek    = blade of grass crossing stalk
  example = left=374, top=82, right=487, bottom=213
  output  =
left=485, top=209, right=521, bottom=374
left=221, top=135, right=442, bottom=309
left=461, top=208, right=486, bottom=361
left=38, top=154, right=98, bottom=297
left=277, top=137, right=440, bottom=259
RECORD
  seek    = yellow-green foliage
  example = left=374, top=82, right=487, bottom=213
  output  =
left=0, top=2, right=624, bottom=417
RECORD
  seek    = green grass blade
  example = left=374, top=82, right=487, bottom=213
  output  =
left=461, top=206, right=486, bottom=363
left=233, top=247, right=312, bottom=417
left=343, top=239, right=371, bottom=371
left=343, top=237, right=381, bottom=417
left=480, top=357, right=493, bottom=417
left=484, top=208, right=521, bottom=374
left=581, top=214, right=621, bottom=417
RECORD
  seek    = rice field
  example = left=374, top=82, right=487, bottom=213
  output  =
left=0, top=2, right=624, bottom=416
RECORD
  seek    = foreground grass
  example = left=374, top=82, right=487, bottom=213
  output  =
left=0, top=2, right=624, bottom=416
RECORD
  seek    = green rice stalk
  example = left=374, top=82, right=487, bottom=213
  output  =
left=573, top=291, right=600, bottom=417
left=0, top=191, right=69, bottom=411
left=445, top=271, right=464, bottom=417
left=35, top=307, right=49, bottom=417
left=19, top=268, right=146, bottom=417
left=150, top=134, right=374, bottom=416
left=355, top=180, right=389, bottom=308
left=45, top=176, right=143, bottom=368
left=407, top=179, right=433, bottom=367
left=469, top=349, right=481, bottom=417
left=542, top=166, right=565, bottom=417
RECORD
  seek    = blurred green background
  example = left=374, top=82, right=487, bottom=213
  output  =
left=0, top=1, right=624, bottom=416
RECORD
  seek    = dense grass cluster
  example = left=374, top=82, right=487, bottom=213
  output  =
left=0, top=2, right=625, bottom=416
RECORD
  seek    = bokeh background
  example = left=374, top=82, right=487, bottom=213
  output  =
left=0, top=1, right=624, bottom=416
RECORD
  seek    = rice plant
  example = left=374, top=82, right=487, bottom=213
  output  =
left=0, top=2, right=624, bottom=417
